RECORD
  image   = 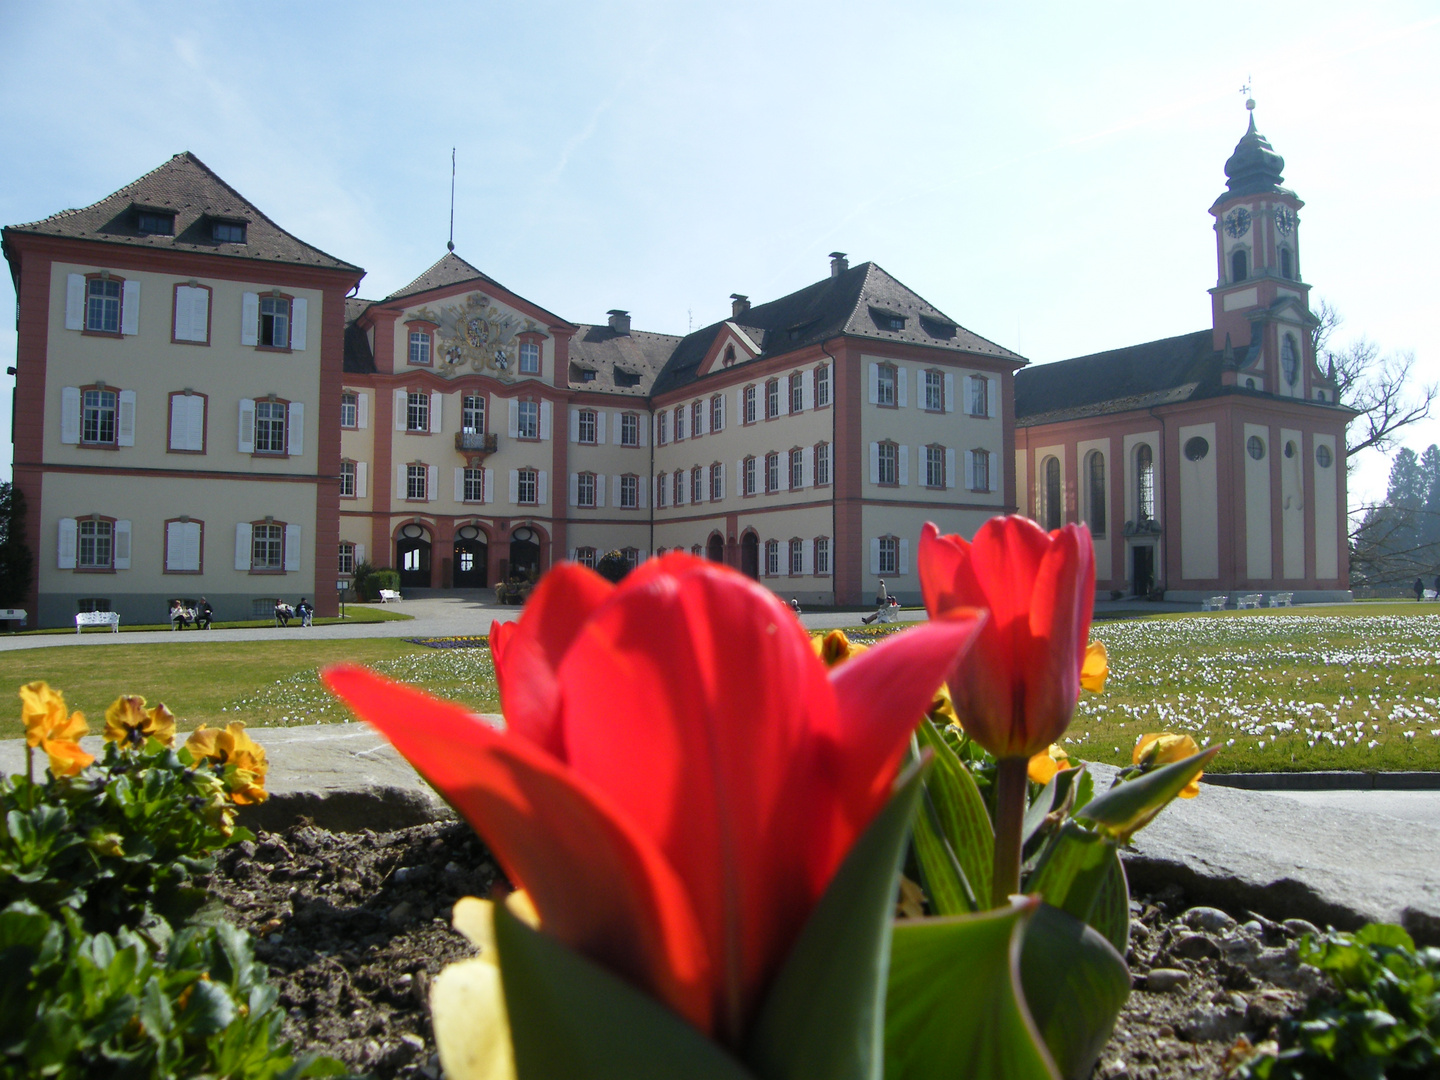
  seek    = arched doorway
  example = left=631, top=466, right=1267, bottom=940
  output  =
left=706, top=534, right=725, bottom=563
left=453, top=525, right=488, bottom=589
left=508, top=526, right=541, bottom=583
left=740, top=531, right=759, bottom=580
left=396, top=523, right=431, bottom=589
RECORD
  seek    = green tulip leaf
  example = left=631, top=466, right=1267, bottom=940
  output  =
left=1022, top=766, right=1085, bottom=849
left=1076, top=746, right=1219, bottom=841
left=747, top=759, right=929, bottom=1080
left=913, top=719, right=992, bottom=912
left=1086, top=851, right=1131, bottom=956
left=1019, top=902, right=1130, bottom=1080
left=494, top=903, right=756, bottom=1080
left=885, top=900, right=1060, bottom=1080
left=1023, top=821, right=1112, bottom=916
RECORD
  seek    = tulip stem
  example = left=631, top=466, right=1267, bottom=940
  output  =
left=991, top=756, right=1029, bottom=908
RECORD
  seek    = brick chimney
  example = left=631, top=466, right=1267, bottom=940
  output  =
left=829, top=251, right=849, bottom=277
left=730, top=293, right=750, bottom=318
left=606, top=309, right=630, bottom=335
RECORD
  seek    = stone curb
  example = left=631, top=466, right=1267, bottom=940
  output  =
left=1202, top=771, right=1440, bottom=791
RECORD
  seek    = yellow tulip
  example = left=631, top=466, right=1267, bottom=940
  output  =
left=19, top=681, right=93, bottom=777
left=812, top=629, right=868, bottom=668
left=1081, top=641, right=1108, bottom=693
left=104, top=695, right=177, bottom=748
left=1133, top=732, right=1203, bottom=797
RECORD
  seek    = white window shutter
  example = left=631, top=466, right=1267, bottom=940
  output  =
left=986, top=377, right=997, bottom=418
left=636, top=549, right=648, bottom=564
left=60, top=387, right=81, bottom=444
left=237, top=399, right=255, bottom=454
left=183, top=522, right=201, bottom=571
left=165, top=521, right=182, bottom=571
left=948, top=448, right=958, bottom=490
left=235, top=523, right=252, bottom=570
left=899, top=445, right=909, bottom=486
left=611, top=413, right=621, bottom=444
left=868, top=363, right=879, bottom=404
left=187, top=395, right=205, bottom=451
left=568, top=473, right=579, bottom=507
left=57, top=518, right=77, bottom=569
left=430, top=391, right=442, bottom=433
left=802, top=374, right=813, bottom=411
left=458, top=467, right=468, bottom=502
left=117, top=390, right=136, bottom=446
left=356, top=461, right=367, bottom=498
left=569, top=408, right=579, bottom=443
left=639, top=412, right=649, bottom=446
left=65, top=275, right=85, bottom=330
left=595, top=474, right=605, bottom=508
left=537, top=471, right=548, bottom=505
left=508, top=470, right=519, bottom=504
left=944, top=373, right=955, bottom=413
left=483, top=469, right=494, bottom=503
left=426, top=464, right=437, bottom=501
left=397, top=463, right=408, bottom=498
left=717, top=463, right=725, bottom=500
left=287, top=401, right=305, bottom=455
left=284, top=523, right=301, bottom=571
left=170, top=396, right=187, bottom=450
left=241, top=292, right=259, bottom=346
left=596, top=410, right=607, bottom=444
left=355, top=543, right=366, bottom=565
left=113, top=520, right=132, bottom=569
left=802, top=542, right=812, bottom=576
left=508, top=400, right=519, bottom=438
left=802, top=445, right=813, bottom=488
left=736, top=460, right=743, bottom=494
left=870, top=537, right=881, bottom=576
left=897, top=367, right=908, bottom=408
left=736, top=388, right=744, bottom=420
left=120, top=280, right=139, bottom=336
left=539, top=401, right=552, bottom=441
left=357, top=392, right=369, bottom=429
left=611, top=475, right=620, bottom=506
left=900, top=539, right=910, bottom=576
left=638, top=475, right=647, bottom=508
left=189, top=286, right=210, bottom=342
left=965, top=451, right=975, bottom=490
left=869, top=443, right=880, bottom=485
left=290, top=297, right=307, bottom=351
left=394, top=389, right=408, bottom=431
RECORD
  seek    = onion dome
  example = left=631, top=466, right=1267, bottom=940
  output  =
left=1223, top=101, right=1286, bottom=197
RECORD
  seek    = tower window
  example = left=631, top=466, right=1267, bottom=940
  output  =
left=1231, top=248, right=1248, bottom=283
left=1279, top=248, right=1293, bottom=280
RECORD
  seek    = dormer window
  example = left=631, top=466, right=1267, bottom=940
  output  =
left=614, top=369, right=640, bottom=388
left=136, top=210, right=174, bottom=235
left=212, top=220, right=247, bottom=244
left=886, top=315, right=905, bottom=331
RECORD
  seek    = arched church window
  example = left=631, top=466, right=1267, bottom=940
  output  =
left=1279, top=248, right=1293, bottom=280
left=1086, top=451, right=1106, bottom=536
left=1042, top=456, right=1061, bottom=531
left=1136, top=444, right=1155, bottom=522
left=1281, top=334, right=1299, bottom=385
left=1231, top=248, right=1248, bottom=283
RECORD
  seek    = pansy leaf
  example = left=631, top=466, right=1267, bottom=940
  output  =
left=1076, top=746, right=1219, bottom=841
left=1018, top=902, right=1130, bottom=1080
left=746, top=760, right=928, bottom=1080
left=494, top=902, right=755, bottom=1080
left=913, top=719, right=992, bottom=912
left=885, top=900, right=1059, bottom=1080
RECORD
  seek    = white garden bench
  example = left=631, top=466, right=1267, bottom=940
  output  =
left=1235, top=593, right=1264, bottom=609
left=1269, top=592, right=1295, bottom=607
left=379, top=589, right=402, bottom=603
left=1200, top=595, right=1228, bottom=611
left=1424, top=590, right=1438, bottom=602
left=75, top=611, right=119, bottom=634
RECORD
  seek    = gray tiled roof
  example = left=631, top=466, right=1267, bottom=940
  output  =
left=343, top=297, right=378, bottom=374
left=567, top=326, right=682, bottom=396
left=3, top=152, right=362, bottom=273
left=1014, top=330, right=1222, bottom=425
left=650, top=262, right=1022, bottom=397
left=383, top=252, right=501, bottom=301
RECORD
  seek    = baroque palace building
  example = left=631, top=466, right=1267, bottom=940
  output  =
left=2, top=107, right=1352, bottom=627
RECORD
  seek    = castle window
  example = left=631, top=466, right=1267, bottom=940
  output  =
left=1136, top=444, right=1155, bottom=521
left=1086, top=451, right=1106, bottom=537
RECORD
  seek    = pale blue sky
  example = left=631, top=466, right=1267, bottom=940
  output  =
left=2, top=1, right=1435, bottom=508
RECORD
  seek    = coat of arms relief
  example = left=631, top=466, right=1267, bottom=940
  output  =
left=413, top=293, right=540, bottom=381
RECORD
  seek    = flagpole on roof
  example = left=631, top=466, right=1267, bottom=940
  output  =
left=447, top=148, right=456, bottom=253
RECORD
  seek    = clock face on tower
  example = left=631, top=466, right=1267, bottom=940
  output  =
left=1224, top=208, right=1252, bottom=238
left=1274, top=206, right=1296, bottom=235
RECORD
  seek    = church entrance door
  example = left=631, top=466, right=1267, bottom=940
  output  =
left=740, top=533, right=759, bottom=580
left=1132, top=545, right=1155, bottom=598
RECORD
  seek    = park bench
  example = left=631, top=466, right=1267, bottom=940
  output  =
left=379, top=589, right=402, bottom=603
left=1422, top=590, right=1437, bottom=602
left=75, top=611, right=119, bottom=634
left=1236, top=593, right=1264, bottom=609
left=1269, top=592, right=1295, bottom=607
left=1200, top=595, right=1228, bottom=611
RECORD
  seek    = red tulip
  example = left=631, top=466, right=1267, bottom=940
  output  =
left=325, top=556, right=983, bottom=1048
left=918, top=517, right=1095, bottom=760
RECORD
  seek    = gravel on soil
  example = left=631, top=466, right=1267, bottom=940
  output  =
left=208, top=821, right=1328, bottom=1080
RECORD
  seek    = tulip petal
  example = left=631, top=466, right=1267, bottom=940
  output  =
left=431, top=957, right=518, bottom=1080
left=491, top=564, right=614, bottom=757
left=322, top=664, right=713, bottom=1032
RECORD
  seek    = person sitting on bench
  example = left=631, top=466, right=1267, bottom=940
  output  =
left=169, top=602, right=190, bottom=630
left=196, top=598, right=214, bottom=630
left=274, top=601, right=293, bottom=627
left=862, top=579, right=889, bottom=624
left=295, top=598, right=314, bottom=627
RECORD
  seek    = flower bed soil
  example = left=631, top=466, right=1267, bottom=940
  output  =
left=209, top=820, right=1322, bottom=1079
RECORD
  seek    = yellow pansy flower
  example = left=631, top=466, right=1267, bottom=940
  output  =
left=1027, top=743, right=1070, bottom=785
left=186, top=722, right=269, bottom=804
left=103, top=694, right=177, bottom=748
left=19, top=681, right=93, bottom=777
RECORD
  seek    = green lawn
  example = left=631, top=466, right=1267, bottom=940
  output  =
left=11, top=604, right=412, bottom=636
left=0, top=639, right=498, bottom=741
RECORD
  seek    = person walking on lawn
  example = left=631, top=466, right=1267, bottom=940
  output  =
left=1416, top=577, right=1426, bottom=601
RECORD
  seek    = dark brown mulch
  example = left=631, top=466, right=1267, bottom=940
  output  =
left=208, top=821, right=1323, bottom=1079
